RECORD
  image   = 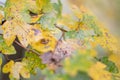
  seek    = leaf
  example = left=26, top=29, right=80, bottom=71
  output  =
left=0, top=57, right=2, bottom=66
left=2, top=19, right=43, bottom=47
left=3, top=60, right=30, bottom=79
left=70, top=5, right=102, bottom=35
left=99, top=56, right=119, bottom=73
left=2, top=19, right=29, bottom=46
left=36, top=0, right=51, bottom=13
left=0, top=12, right=3, bottom=24
left=57, top=14, right=79, bottom=30
left=109, top=53, right=120, bottom=72
left=64, top=50, right=93, bottom=76
left=88, top=62, right=112, bottom=80
left=4, top=0, right=42, bottom=23
left=0, top=35, right=16, bottom=55
left=91, top=27, right=119, bottom=53
left=20, top=67, right=30, bottom=79
left=2, top=60, right=14, bottom=73
left=52, top=0, right=62, bottom=17
left=31, top=30, right=57, bottom=52
left=22, top=52, right=45, bottom=74
left=26, top=0, right=42, bottom=14
left=11, top=62, right=23, bottom=79
left=31, top=14, right=43, bottom=23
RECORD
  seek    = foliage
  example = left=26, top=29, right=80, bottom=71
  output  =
left=0, top=0, right=120, bottom=80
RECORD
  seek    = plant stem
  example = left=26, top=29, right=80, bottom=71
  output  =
left=54, top=24, right=68, bottom=32
left=14, top=40, right=41, bottom=56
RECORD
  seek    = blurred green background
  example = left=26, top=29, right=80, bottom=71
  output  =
left=0, top=0, right=120, bottom=80
left=68, top=0, right=120, bottom=36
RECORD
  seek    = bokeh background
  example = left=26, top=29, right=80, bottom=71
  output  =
left=0, top=0, right=120, bottom=80
left=68, top=0, right=120, bottom=36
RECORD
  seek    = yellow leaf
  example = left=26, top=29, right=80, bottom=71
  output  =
left=0, top=58, right=2, bottom=66
left=2, top=19, right=43, bottom=47
left=2, top=20, right=16, bottom=46
left=31, top=14, right=43, bottom=23
left=31, top=30, right=57, bottom=53
left=109, top=53, right=120, bottom=71
left=11, top=62, right=23, bottom=79
left=20, top=67, right=30, bottom=79
left=28, top=24, right=43, bottom=44
left=2, top=60, right=14, bottom=73
left=91, top=26, right=119, bottom=53
left=88, top=62, right=112, bottom=80
left=36, top=0, right=49, bottom=11
left=4, top=61, right=30, bottom=79
left=57, top=14, right=79, bottom=30
left=0, top=12, right=3, bottom=24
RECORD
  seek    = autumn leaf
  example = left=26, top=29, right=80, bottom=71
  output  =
left=20, top=67, right=30, bottom=79
left=57, top=14, right=79, bottom=30
left=2, top=19, right=43, bottom=47
left=2, top=60, right=14, bottom=73
left=88, top=62, right=112, bottom=80
left=31, top=30, right=57, bottom=53
left=64, top=50, right=93, bottom=76
left=2, top=19, right=30, bottom=47
left=0, top=35, right=16, bottom=55
left=0, top=12, right=3, bottom=24
left=0, top=57, right=2, bottom=66
left=109, top=53, right=120, bottom=72
left=3, top=60, right=30, bottom=79
left=36, top=0, right=51, bottom=13
left=4, top=0, right=43, bottom=23
left=22, top=52, right=45, bottom=74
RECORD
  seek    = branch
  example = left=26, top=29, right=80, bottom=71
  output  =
left=54, top=24, right=68, bottom=32
left=14, top=40, right=41, bottom=56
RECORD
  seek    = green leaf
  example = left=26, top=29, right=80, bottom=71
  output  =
left=22, top=52, right=46, bottom=74
left=65, top=30, right=95, bottom=40
left=63, top=50, right=93, bottom=76
left=81, top=13, right=102, bottom=36
left=52, top=0, right=62, bottom=17
left=99, top=56, right=119, bottom=73
left=0, top=35, right=16, bottom=55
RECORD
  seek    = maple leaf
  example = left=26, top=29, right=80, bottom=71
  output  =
left=4, top=0, right=43, bottom=23
left=57, top=14, right=79, bottom=30
left=31, top=30, right=57, bottom=53
left=22, top=52, right=45, bottom=74
left=2, top=19, right=30, bottom=47
left=3, top=60, right=30, bottom=79
left=0, top=35, right=16, bottom=55
left=2, top=60, right=14, bottom=73
left=64, top=50, right=94, bottom=76
left=109, top=53, right=120, bottom=72
left=88, top=62, right=112, bottom=80
left=2, top=19, right=43, bottom=47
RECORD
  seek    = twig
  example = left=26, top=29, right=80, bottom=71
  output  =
left=14, top=41, right=29, bottom=51
left=54, top=24, right=68, bottom=32
left=14, top=40, right=41, bottom=56
left=14, top=58, right=23, bottom=61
